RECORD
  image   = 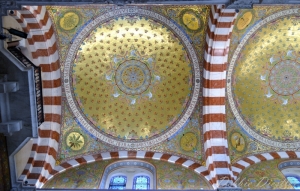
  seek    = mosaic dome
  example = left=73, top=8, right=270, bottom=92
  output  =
left=64, top=7, right=200, bottom=148
left=227, top=9, right=300, bottom=148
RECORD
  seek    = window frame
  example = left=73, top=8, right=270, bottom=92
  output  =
left=132, top=175, right=150, bottom=190
left=108, top=175, right=127, bottom=190
left=100, top=160, right=156, bottom=189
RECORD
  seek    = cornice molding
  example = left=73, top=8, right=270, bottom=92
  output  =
left=1, top=0, right=300, bottom=15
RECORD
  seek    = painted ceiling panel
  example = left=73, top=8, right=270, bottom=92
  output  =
left=227, top=5, right=300, bottom=162
left=47, top=5, right=209, bottom=164
left=72, top=16, right=192, bottom=140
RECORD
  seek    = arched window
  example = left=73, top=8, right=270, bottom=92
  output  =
left=100, top=161, right=156, bottom=189
left=109, top=176, right=127, bottom=190
left=279, top=160, right=300, bottom=189
left=132, top=175, right=150, bottom=190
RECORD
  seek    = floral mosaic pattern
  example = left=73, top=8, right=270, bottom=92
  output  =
left=150, top=160, right=211, bottom=189
left=260, top=47, right=300, bottom=104
left=58, top=102, right=203, bottom=163
left=43, top=160, right=113, bottom=189
left=57, top=103, right=115, bottom=163
left=236, top=159, right=293, bottom=189
left=149, top=103, right=203, bottom=161
left=226, top=103, right=278, bottom=163
left=104, top=46, right=159, bottom=103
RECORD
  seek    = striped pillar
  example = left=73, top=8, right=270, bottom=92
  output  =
left=203, top=5, right=237, bottom=188
left=44, top=151, right=210, bottom=188
left=232, top=151, right=300, bottom=181
left=11, top=6, right=61, bottom=188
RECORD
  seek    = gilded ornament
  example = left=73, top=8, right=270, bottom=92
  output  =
left=180, top=132, right=197, bottom=151
left=66, top=132, right=85, bottom=151
left=179, top=9, right=203, bottom=33
left=182, top=12, right=200, bottom=30
left=230, top=131, right=246, bottom=152
left=237, top=11, right=253, bottom=30
left=59, top=12, right=80, bottom=31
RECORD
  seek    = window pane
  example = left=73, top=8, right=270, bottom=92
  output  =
left=133, top=175, right=150, bottom=190
left=136, top=176, right=148, bottom=184
left=109, top=176, right=127, bottom=190
left=109, top=186, right=125, bottom=190
left=286, top=176, right=300, bottom=189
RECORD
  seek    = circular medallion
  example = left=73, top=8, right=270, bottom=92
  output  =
left=236, top=11, right=253, bottom=30
left=66, top=132, right=85, bottom=151
left=182, top=12, right=200, bottom=31
left=64, top=7, right=200, bottom=148
left=59, top=12, right=80, bottom=31
left=179, top=9, right=203, bottom=33
left=115, top=60, right=151, bottom=95
left=230, top=132, right=246, bottom=152
left=269, top=61, right=300, bottom=96
left=180, top=132, right=197, bottom=151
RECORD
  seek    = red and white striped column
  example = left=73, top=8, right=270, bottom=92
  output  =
left=11, top=6, right=61, bottom=188
left=203, top=5, right=237, bottom=188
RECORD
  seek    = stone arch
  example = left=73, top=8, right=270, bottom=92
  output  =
left=231, top=151, right=300, bottom=181
left=43, top=151, right=211, bottom=188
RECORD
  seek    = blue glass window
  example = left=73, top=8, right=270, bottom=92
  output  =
left=133, top=175, right=150, bottom=190
left=109, top=176, right=127, bottom=190
left=286, top=176, right=300, bottom=189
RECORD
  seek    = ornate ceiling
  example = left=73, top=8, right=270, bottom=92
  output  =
left=49, top=3, right=300, bottom=165
left=48, top=5, right=209, bottom=163
left=227, top=6, right=300, bottom=162
left=68, top=10, right=197, bottom=145
left=7, top=1, right=300, bottom=189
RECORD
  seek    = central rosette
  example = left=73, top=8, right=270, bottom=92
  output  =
left=269, top=61, right=300, bottom=96
left=116, top=60, right=151, bottom=95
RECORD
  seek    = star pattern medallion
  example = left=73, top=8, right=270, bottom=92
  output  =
left=105, top=46, right=160, bottom=105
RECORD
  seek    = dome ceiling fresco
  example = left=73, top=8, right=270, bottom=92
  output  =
left=48, top=5, right=209, bottom=163
left=227, top=6, right=300, bottom=160
left=64, top=7, right=200, bottom=148
left=71, top=14, right=194, bottom=143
